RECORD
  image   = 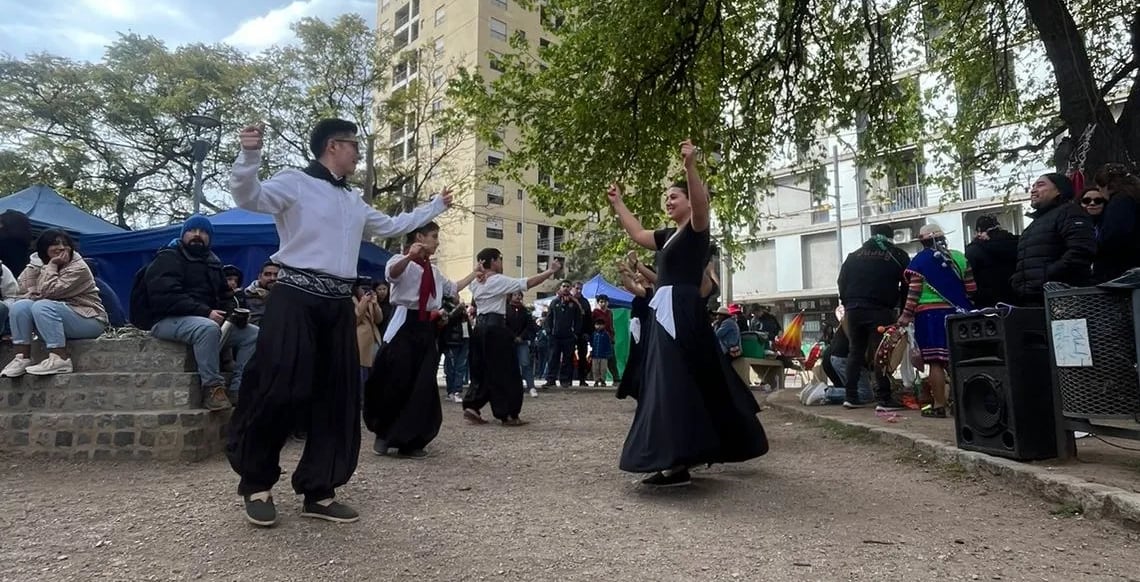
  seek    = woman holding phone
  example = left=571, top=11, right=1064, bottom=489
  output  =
left=1, top=229, right=107, bottom=377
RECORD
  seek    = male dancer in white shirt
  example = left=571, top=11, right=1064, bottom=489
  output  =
left=463, top=248, right=562, bottom=425
left=226, top=118, right=451, bottom=527
left=364, top=221, right=478, bottom=458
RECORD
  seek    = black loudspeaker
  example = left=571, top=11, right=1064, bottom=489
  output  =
left=946, top=307, right=1058, bottom=461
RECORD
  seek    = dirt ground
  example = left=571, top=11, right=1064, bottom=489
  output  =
left=2, top=390, right=1139, bottom=582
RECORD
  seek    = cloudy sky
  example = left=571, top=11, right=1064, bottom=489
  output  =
left=0, top=0, right=376, bottom=61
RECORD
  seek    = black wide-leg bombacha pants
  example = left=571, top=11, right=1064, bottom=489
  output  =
left=464, top=315, right=523, bottom=421
left=363, top=314, right=442, bottom=450
left=227, top=283, right=359, bottom=503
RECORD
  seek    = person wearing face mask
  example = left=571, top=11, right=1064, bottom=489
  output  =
left=1010, top=173, right=1096, bottom=305
left=897, top=223, right=976, bottom=418
left=144, top=216, right=260, bottom=410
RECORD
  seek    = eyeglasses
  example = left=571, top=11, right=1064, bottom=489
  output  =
left=332, top=138, right=361, bottom=150
left=1081, top=197, right=1106, bottom=206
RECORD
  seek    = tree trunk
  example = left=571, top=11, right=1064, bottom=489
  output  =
left=115, top=184, right=131, bottom=228
left=1023, top=0, right=1131, bottom=174
left=363, top=134, right=376, bottom=204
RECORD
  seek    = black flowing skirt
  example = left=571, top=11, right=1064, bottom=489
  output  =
left=617, top=295, right=650, bottom=401
left=619, top=285, right=769, bottom=473
left=363, top=315, right=442, bottom=450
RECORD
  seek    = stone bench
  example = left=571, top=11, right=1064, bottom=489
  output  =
left=0, top=337, right=229, bottom=461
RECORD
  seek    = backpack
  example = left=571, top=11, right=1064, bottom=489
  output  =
left=129, top=250, right=186, bottom=331
left=129, top=264, right=157, bottom=331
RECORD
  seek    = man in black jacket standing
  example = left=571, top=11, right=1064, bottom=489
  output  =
left=836, top=224, right=910, bottom=411
left=965, top=215, right=1020, bottom=308
left=146, top=216, right=259, bottom=410
left=1010, top=173, right=1096, bottom=305
left=542, top=280, right=582, bottom=387
left=571, top=281, right=593, bottom=386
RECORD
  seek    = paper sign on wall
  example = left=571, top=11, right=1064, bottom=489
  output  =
left=1050, top=318, right=1094, bottom=367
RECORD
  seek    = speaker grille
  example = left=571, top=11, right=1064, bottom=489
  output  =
left=1046, top=287, right=1140, bottom=419
left=960, top=373, right=1006, bottom=437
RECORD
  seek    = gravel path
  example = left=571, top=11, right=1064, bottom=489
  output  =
left=2, top=390, right=1138, bottom=581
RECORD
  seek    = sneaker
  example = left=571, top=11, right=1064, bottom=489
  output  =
left=528, top=388, right=539, bottom=398
left=578, top=380, right=589, bottom=387
left=372, top=437, right=389, bottom=456
left=641, top=469, right=692, bottom=488
left=203, top=385, right=233, bottom=411
left=450, top=393, right=464, bottom=403
left=842, top=400, right=867, bottom=409
left=300, top=498, right=359, bottom=523
left=25, top=353, right=73, bottom=376
left=244, top=491, right=277, bottom=527
left=541, top=381, right=555, bottom=388
left=394, top=448, right=429, bottom=459
left=875, top=400, right=907, bottom=412
left=1, top=354, right=32, bottom=378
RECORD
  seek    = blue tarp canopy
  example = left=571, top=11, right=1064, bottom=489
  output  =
left=77, top=208, right=393, bottom=320
left=0, top=185, right=125, bottom=234
left=581, top=273, right=634, bottom=308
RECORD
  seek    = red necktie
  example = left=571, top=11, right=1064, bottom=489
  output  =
left=415, top=259, right=436, bottom=321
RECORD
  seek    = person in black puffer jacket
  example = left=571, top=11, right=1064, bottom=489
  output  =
left=1091, top=163, right=1140, bottom=283
left=964, top=215, right=1020, bottom=308
left=145, top=216, right=260, bottom=410
left=1010, top=173, right=1096, bottom=305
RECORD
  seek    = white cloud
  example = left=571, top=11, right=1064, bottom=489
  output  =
left=75, top=0, right=185, bottom=21
left=222, top=0, right=373, bottom=53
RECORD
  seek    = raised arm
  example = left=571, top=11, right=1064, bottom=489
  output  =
left=387, top=243, right=424, bottom=281
left=230, top=125, right=299, bottom=214
left=680, top=140, right=710, bottom=232
left=362, top=188, right=452, bottom=240
left=526, top=260, right=564, bottom=290
left=453, top=263, right=483, bottom=293
left=606, top=184, right=657, bottom=250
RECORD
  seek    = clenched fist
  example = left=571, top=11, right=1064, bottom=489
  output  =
left=680, top=139, right=697, bottom=168
left=239, top=124, right=265, bottom=151
left=606, top=183, right=623, bottom=206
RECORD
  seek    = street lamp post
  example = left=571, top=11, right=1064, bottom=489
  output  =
left=184, top=114, right=222, bottom=215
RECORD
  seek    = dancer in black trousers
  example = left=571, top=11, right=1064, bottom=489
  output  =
left=226, top=119, right=450, bottom=526
left=462, top=248, right=562, bottom=425
left=364, top=222, right=478, bottom=458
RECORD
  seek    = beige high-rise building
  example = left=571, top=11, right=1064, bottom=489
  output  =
left=376, top=0, right=569, bottom=302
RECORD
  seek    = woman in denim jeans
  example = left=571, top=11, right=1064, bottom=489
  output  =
left=1, top=230, right=107, bottom=377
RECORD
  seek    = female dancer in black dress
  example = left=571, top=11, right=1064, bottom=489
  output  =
left=607, top=140, right=769, bottom=487
left=615, top=256, right=651, bottom=400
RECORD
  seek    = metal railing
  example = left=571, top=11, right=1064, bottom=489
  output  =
left=863, top=184, right=927, bottom=215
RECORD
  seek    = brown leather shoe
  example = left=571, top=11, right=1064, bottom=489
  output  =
left=501, top=418, right=529, bottom=427
left=463, top=409, right=488, bottom=424
left=204, top=384, right=232, bottom=411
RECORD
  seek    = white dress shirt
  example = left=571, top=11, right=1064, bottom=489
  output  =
left=229, top=149, right=446, bottom=279
left=469, top=273, right=528, bottom=315
left=385, top=255, right=456, bottom=311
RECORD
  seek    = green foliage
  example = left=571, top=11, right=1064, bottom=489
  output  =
left=450, top=0, right=1140, bottom=262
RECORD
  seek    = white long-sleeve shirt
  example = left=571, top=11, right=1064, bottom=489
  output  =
left=469, top=273, right=528, bottom=315
left=385, top=255, right=456, bottom=311
left=229, top=149, right=446, bottom=279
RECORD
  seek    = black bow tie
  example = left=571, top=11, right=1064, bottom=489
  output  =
left=303, top=161, right=349, bottom=190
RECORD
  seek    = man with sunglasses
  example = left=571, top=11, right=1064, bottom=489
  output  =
left=964, top=215, right=1019, bottom=308
left=226, top=118, right=451, bottom=527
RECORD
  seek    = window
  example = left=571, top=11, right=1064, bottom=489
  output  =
left=537, top=225, right=551, bottom=250
left=553, top=227, right=565, bottom=251
left=432, top=99, right=443, bottom=112
left=392, top=61, right=408, bottom=86
left=434, top=6, right=445, bottom=26
left=487, top=150, right=504, bottom=167
left=492, top=0, right=508, bottom=8
left=395, top=4, right=410, bottom=28
left=411, top=0, right=419, bottom=17
left=513, top=30, right=527, bottom=42
left=486, top=217, right=504, bottom=239
left=393, top=28, right=410, bottom=51
left=486, top=183, right=505, bottom=205
left=434, top=38, right=445, bottom=57
left=516, top=222, right=523, bottom=234
left=410, top=20, right=419, bottom=42
left=517, top=188, right=524, bottom=200
left=432, top=72, right=444, bottom=87
left=540, top=38, right=550, bottom=49
left=537, top=253, right=550, bottom=272
left=489, top=18, right=508, bottom=41
left=515, top=256, right=522, bottom=268
left=430, top=133, right=441, bottom=149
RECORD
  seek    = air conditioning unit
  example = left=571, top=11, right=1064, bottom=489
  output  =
left=893, top=228, right=912, bottom=244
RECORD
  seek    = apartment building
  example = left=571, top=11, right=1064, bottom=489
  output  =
left=376, top=0, right=568, bottom=301
left=727, top=34, right=1062, bottom=342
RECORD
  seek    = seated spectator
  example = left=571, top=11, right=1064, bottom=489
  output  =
left=84, top=258, right=127, bottom=328
left=240, top=261, right=278, bottom=325
left=2, top=230, right=108, bottom=376
left=0, top=261, right=19, bottom=338
left=144, top=216, right=258, bottom=410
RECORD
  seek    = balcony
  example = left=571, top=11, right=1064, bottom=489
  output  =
left=863, top=184, right=927, bottom=216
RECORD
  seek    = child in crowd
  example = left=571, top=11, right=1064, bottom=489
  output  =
left=590, top=318, right=613, bottom=387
